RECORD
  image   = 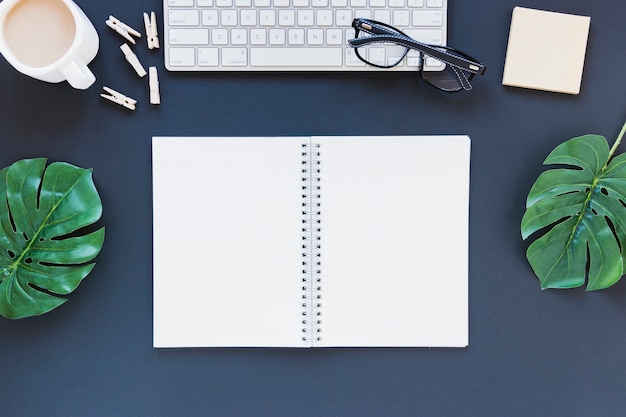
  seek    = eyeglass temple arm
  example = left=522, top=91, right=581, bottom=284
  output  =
left=348, top=34, right=485, bottom=75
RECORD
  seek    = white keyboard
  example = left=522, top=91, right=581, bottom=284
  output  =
left=164, top=0, right=447, bottom=71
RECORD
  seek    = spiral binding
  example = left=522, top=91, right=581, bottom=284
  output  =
left=301, top=142, right=322, bottom=344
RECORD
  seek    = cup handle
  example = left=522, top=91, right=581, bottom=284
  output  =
left=60, top=59, right=96, bottom=90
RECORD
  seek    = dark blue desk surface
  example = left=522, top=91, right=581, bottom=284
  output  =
left=2, top=0, right=626, bottom=416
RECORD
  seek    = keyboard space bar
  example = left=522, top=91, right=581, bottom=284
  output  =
left=250, top=47, right=343, bottom=67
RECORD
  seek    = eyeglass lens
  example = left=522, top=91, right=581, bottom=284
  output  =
left=420, top=47, right=476, bottom=92
left=354, top=25, right=409, bottom=68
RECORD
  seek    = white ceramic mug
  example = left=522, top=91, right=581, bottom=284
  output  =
left=0, top=0, right=99, bottom=89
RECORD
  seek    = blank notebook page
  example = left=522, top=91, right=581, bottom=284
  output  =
left=152, top=136, right=470, bottom=348
left=318, top=136, right=469, bottom=347
left=153, top=137, right=304, bottom=347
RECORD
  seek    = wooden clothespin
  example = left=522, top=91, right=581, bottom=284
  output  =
left=149, top=67, right=160, bottom=105
left=120, top=43, right=147, bottom=77
left=105, top=15, right=141, bottom=44
left=101, top=86, right=137, bottom=110
left=143, top=12, right=159, bottom=50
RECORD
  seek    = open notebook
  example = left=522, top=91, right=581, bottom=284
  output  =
left=152, top=136, right=470, bottom=348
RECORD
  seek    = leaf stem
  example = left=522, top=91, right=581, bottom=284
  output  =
left=607, top=120, right=626, bottom=162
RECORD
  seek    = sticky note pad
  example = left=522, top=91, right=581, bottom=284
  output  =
left=502, top=7, right=591, bottom=95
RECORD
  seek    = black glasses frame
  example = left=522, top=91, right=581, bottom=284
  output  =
left=348, top=18, right=486, bottom=92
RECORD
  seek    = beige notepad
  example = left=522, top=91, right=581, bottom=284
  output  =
left=152, top=136, right=470, bottom=348
left=502, top=7, right=591, bottom=94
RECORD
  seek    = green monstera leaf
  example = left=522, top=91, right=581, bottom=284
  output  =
left=521, top=122, right=626, bottom=291
left=0, top=158, right=104, bottom=318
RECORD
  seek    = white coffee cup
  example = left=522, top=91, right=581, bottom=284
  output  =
left=0, top=0, right=99, bottom=89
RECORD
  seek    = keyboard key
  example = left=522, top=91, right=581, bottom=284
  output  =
left=169, top=48, right=195, bottom=66
left=424, top=56, right=442, bottom=68
left=426, top=0, right=442, bottom=7
left=354, top=10, right=372, bottom=19
left=231, top=28, right=248, bottom=44
left=288, top=28, right=305, bottom=45
left=241, top=10, right=257, bottom=26
left=393, top=10, right=410, bottom=26
left=211, top=28, right=229, bottom=44
left=404, top=28, right=443, bottom=44
left=336, top=10, right=353, bottom=26
left=222, top=48, right=248, bottom=66
left=367, top=47, right=385, bottom=65
left=279, top=10, right=295, bottom=26
left=317, top=10, right=333, bottom=26
left=250, top=29, right=267, bottom=44
left=169, top=29, right=210, bottom=45
left=326, top=28, right=343, bottom=45
left=307, top=29, right=324, bottom=45
left=269, top=28, right=286, bottom=44
left=412, top=10, right=443, bottom=26
left=216, top=0, right=232, bottom=5
left=198, top=48, right=219, bottom=65
left=298, top=10, right=314, bottom=26
left=202, top=10, right=219, bottom=25
left=169, top=0, right=194, bottom=6
left=197, top=0, right=214, bottom=5
left=344, top=28, right=354, bottom=42
left=373, top=10, right=391, bottom=23
left=260, top=10, right=276, bottom=26
left=406, top=55, right=421, bottom=67
left=221, top=10, right=238, bottom=25
left=250, top=47, right=342, bottom=66
left=169, top=10, right=200, bottom=26
left=388, top=55, right=404, bottom=66
left=345, top=48, right=365, bottom=66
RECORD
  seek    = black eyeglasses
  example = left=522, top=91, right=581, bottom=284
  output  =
left=348, top=18, right=486, bottom=92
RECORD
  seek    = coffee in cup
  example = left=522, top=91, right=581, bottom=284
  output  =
left=0, top=0, right=99, bottom=89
